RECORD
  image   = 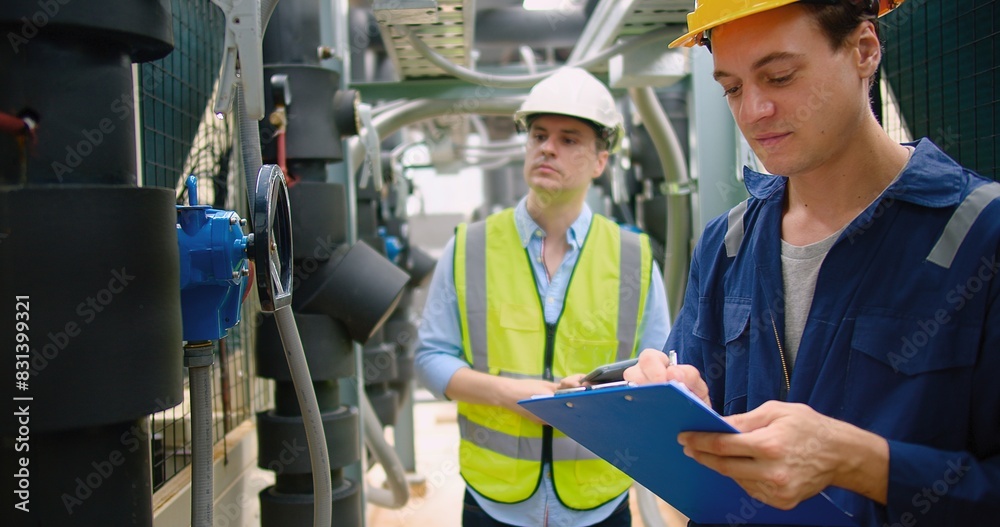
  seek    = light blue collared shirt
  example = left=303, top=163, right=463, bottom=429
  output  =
left=415, top=198, right=671, bottom=527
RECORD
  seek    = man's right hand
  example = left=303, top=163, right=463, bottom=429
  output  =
left=500, top=377, right=560, bottom=424
left=444, top=367, right=559, bottom=425
left=624, top=349, right=711, bottom=407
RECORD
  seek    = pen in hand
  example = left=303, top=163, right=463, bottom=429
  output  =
left=668, top=349, right=678, bottom=368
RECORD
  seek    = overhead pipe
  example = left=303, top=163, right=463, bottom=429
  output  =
left=628, top=87, right=691, bottom=317
left=349, top=98, right=525, bottom=176
left=399, top=25, right=679, bottom=88
left=474, top=6, right=586, bottom=49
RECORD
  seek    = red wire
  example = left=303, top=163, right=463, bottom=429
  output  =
left=277, top=129, right=295, bottom=188
left=242, top=260, right=255, bottom=304
left=0, top=112, right=26, bottom=135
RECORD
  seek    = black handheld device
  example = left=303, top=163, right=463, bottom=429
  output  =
left=581, top=358, right=639, bottom=385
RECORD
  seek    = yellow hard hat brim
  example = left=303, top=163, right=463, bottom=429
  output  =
left=668, top=0, right=907, bottom=49
left=668, top=0, right=802, bottom=48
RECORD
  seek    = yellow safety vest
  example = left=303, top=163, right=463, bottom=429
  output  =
left=454, top=208, right=652, bottom=510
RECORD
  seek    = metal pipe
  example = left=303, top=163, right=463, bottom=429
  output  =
left=361, top=390, right=410, bottom=509
left=185, top=341, right=215, bottom=527
left=519, top=45, right=538, bottom=75
left=628, top=87, right=692, bottom=316
left=475, top=156, right=518, bottom=171
left=401, top=25, right=679, bottom=88
left=455, top=140, right=525, bottom=151
left=349, top=97, right=525, bottom=176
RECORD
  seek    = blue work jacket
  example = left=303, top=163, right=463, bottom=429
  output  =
left=668, top=139, right=1000, bottom=526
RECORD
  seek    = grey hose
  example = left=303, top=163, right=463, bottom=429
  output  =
left=236, top=85, right=263, bottom=217
left=628, top=86, right=691, bottom=316
left=361, top=390, right=410, bottom=509
left=274, top=306, right=333, bottom=527
left=188, top=362, right=213, bottom=527
left=401, top=26, right=678, bottom=88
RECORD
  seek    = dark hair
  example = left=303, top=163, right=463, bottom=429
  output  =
left=801, top=1, right=880, bottom=50
left=801, top=1, right=882, bottom=87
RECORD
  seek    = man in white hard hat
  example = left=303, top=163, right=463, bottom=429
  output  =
left=625, top=1, right=1000, bottom=525
left=416, top=67, right=671, bottom=526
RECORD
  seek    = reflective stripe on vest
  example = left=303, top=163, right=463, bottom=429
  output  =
left=616, top=229, right=642, bottom=361
left=464, top=221, right=489, bottom=371
left=927, top=182, right=1000, bottom=268
left=725, top=199, right=749, bottom=258
left=458, top=414, right=601, bottom=462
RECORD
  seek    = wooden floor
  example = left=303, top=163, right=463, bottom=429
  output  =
left=366, top=393, right=689, bottom=527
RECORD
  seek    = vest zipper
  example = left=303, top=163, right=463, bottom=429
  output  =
left=769, top=313, right=791, bottom=395
left=543, top=323, right=556, bottom=381
left=542, top=323, right=556, bottom=467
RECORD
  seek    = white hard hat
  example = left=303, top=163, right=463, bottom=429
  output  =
left=514, top=67, right=625, bottom=153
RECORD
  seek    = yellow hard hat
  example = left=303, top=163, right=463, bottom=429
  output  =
left=669, top=0, right=906, bottom=48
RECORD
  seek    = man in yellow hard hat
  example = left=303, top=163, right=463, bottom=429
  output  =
left=416, top=67, right=671, bottom=526
left=627, top=1, right=1000, bottom=525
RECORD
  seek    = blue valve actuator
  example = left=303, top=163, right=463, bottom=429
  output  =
left=378, top=226, right=404, bottom=265
left=177, top=175, right=250, bottom=341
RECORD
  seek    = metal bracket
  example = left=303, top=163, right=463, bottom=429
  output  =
left=270, top=73, right=292, bottom=108
left=357, top=103, right=384, bottom=192
left=211, top=0, right=265, bottom=120
left=660, top=179, right=697, bottom=196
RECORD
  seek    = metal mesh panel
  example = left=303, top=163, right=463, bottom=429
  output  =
left=881, top=0, right=998, bottom=180
left=138, top=0, right=274, bottom=492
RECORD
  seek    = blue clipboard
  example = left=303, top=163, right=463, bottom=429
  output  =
left=519, top=382, right=856, bottom=526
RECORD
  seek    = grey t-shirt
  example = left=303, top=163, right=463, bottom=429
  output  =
left=781, top=229, right=843, bottom=367
left=781, top=146, right=914, bottom=368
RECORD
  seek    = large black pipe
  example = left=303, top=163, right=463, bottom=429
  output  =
left=0, top=0, right=172, bottom=186
left=0, top=2, right=179, bottom=526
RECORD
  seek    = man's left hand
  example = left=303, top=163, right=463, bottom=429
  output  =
left=678, top=400, right=889, bottom=509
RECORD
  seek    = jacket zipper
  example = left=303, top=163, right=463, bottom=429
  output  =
left=769, top=314, right=791, bottom=395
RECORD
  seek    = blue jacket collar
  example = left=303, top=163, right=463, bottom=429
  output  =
left=742, top=138, right=966, bottom=208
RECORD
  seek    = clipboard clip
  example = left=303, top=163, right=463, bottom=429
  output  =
left=554, top=380, right=636, bottom=396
